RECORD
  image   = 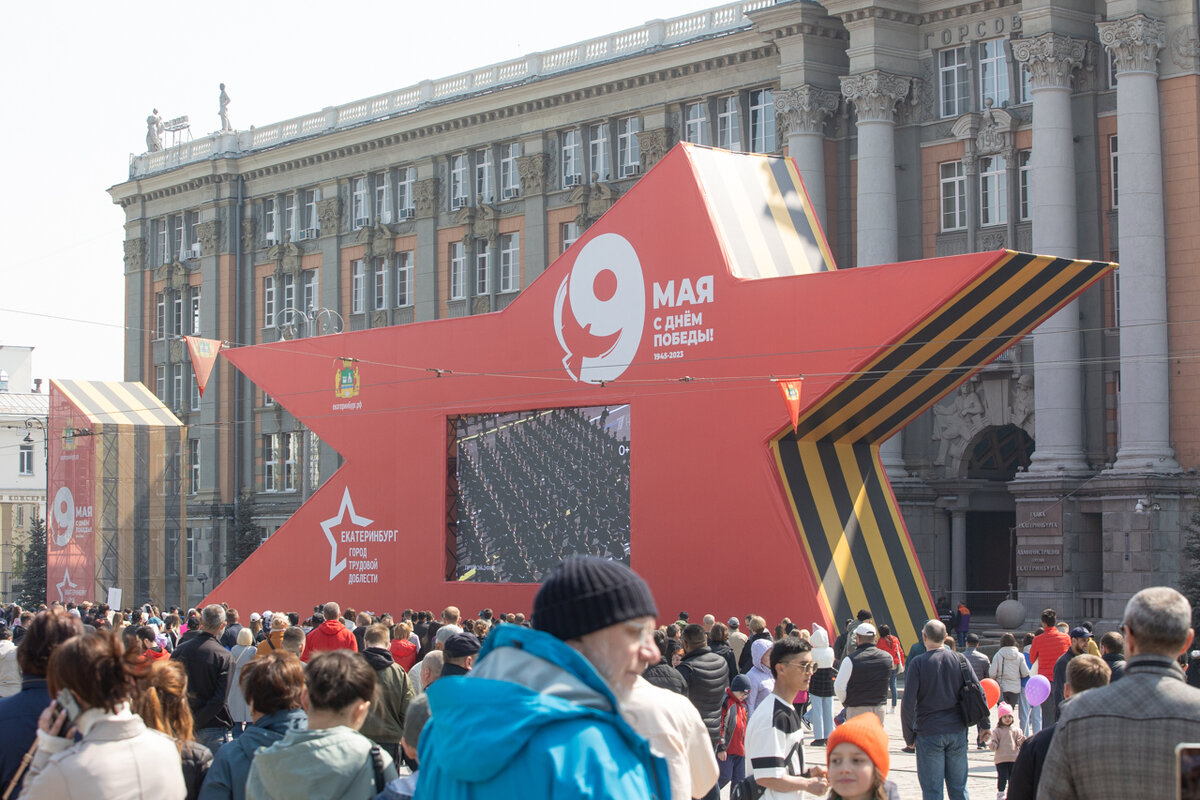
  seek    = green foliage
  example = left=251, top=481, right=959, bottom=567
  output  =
left=226, top=492, right=262, bottom=574
left=14, top=513, right=47, bottom=607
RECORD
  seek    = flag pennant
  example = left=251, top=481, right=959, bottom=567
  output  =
left=777, top=378, right=804, bottom=433
left=184, top=336, right=224, bottom=398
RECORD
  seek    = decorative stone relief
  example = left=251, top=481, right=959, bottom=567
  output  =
left=1010, top=373, right=1035, bottom=438
left=637, top=127, right=674, bottom=171
left=953, top=101, right=1015, bottom=159
left=241, top=218, right=257, bottom=254
left=932, top=380, right=987, bottom=466
left=517, top=153, right=550, bottom=196
left=356, top=218, right=396, bottom=259
left=569, top=176, right=618, bottom=230
left=169, top=339, right=184, bottom=363
left=371, top=310, right=388, bottom=329
left=1171, top=25, right=1199, bottom=69
left=317, top=197, right=342, bottom=236
left=919, top=58, right=936, bottom=120
left=123, top=238, right=145, bottom=273
left=414, top=178, right=440, bottom=219
left=774, top=86, right=840, bottom=136
left=839, top=71, right=912, bottom=123
left=196, top=220, right=221, bottom=257
left=980, top=231, right=1007, bottom=249
left=1098, top=14, right=1166, bottom=76
left=156, top=261, right=192, bottom=292
left=475, top=202, right=500, bottom=244
left=472, top=296, right=492, bottom=315
left=268, top=238, right=304, bottom=278
left=895, top=78, right=926, bottom=125
left=1011, top=34, right=1085, bottom=91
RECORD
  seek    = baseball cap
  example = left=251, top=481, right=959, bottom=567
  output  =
left=444, top=632, right=481, bottom=659
left=1069, top=626, right=1092, bottom=639
left=854, top=622, right=877, bottom=637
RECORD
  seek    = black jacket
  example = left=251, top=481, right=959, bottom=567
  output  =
left=738, top=631, right=772, bottom=674
left=710, top=641, right=738, bottom=684
left=844, top=644, right=892, bottom=707
left=219, top=623, right=243, bottom=649
left=677, top=646, right=731, bottom=746
left=180, top=738, right=213, bottom=800
left=1005, top=723, right=1056, bottom=800
left=1103, top=652, right=1126, bottom=682
left=643, top=660, right=687, bottom=695
left=170, top=631, right=233, bottom=730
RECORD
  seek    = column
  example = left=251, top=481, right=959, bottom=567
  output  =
left=774, top=86, right=840, bottom=229
left=841, top=70, right=911, bottom=472
left=1012, top=34, right=1088, bottom=475
left=951, top=509, right=967, bottom=605
left=1099, top=15, right=1180, bottom=473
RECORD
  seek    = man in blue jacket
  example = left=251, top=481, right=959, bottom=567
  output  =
left=418, top=555, right=670, bottom=799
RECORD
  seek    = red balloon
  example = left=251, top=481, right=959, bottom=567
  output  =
left=981, top=678, right=1001, bottom=709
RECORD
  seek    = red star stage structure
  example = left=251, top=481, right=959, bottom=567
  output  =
left=213, top=143, right=1112, bottom=646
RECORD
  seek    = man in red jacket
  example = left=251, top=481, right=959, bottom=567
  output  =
left=1027, top=608, right=1071, bottom=723
left=303, top=601, right=358, bottom=662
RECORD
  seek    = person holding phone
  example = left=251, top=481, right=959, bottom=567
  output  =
left=19, top=630, right=186, bottom=799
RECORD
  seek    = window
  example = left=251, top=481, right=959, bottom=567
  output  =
left=980, top=155, right=1008, bottom=226
left=590, top=123, right=610, bottom=181
left=561, top=130, right=582, bottom=188
left=618, top=117, right=641, bottom=175
left=158, top=220, right=169, bottom=264
left=189, top=287, right=201, bottom=335
left=156, top=365, right=166, bottom=400
left=172, top=293, right=183, bottom=337
left=396, top=251, right=413, bottom=307
left=185, top=528, right=195, bottom=576
left=940, top=161, right=967, bottom=231
left=351, top=260, right=366, bottom=314
left=302, top=189, right=319, bottom=237
left=940, top=47, right=970, bottom=118
left=172, top=364, right=184, bottom=409
left=685, top=102, right=709, bottom=145
left=450, top=242, right=466, bottom=300
left=173, top=215, right=184, bottom=260
left=979, top=40, right=1010, bottom=109
left=189, top=439, right=200, bottom=495
left=1106, top=49, right=1119, bottom=89
left=264, top=434, right=279, bottom=492
left=308, top=430, right=321, bottom=489
left=500, top=233, right=520, bottom=293
left=500, top=142, right=520, bottom=198
left=749, top=90, right=776, bottom=153
left=1109, top=135, right=1119, bottom=209
left=185, top=211, right=199, bottom=257
left=398, top=167, right=415, bottom=214
left=283, top=433, right=297, bottom=492
left=475, top=148, right=494, bottom=203
left=352, top=177, right=368, bottom=228
left=718, top=96, right=741, bottom=150
left=562, top=221, right=580, bottom=254
left=263, top=276, right=276, bottom=327
left=475, top=240, right=490, bottom=296
left=156, top=292, right=166, bottom=339
left=264, top=198, right=278, bottom=243
left=1018, top=64, right=1033, bottom=104
left=283, top=194, right=296, bottom=239
left=1019, top=150, right=1032, bottom=220
left=374, top=172, right=392, bottom=223
left=374, top=257, right=388, bottom=311
left=264, top=391, right=274, bottom=407
left=450, top=154, right=468, bottom=207
left=190, top=364, right=201, bottom=411
left=303, top=269, right=319, bottom=312
left=18, top=444, right=33, bottom=476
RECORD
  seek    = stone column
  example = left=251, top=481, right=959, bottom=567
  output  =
left=1099, top=15, right=1180, bottom=473
left=1012, top=35, right=1089, bottom=475
left=774, top=86, right=840, bottom=228
left=951, top=509, right=967, bottom=605
left=841, top=70, right=911, bottom=472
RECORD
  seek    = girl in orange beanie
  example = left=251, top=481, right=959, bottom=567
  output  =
left=825, top=713, right=898, bottom=800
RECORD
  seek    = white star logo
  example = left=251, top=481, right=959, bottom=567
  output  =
left=320, top=487, right=373, bottom=581
left=56, top=567, right=78, bottom=603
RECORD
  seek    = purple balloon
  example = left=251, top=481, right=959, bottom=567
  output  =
left=1025, top=674, right=1051, bottom=706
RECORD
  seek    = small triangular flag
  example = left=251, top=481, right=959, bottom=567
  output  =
left=777, top=378, right=804, bottom=433
left=184, top=336, right=225, bottom=398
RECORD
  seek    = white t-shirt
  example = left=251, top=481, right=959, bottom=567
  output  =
left=744, top=693, right=809, bottom=799
left=621, top=676, right=720, bottom=800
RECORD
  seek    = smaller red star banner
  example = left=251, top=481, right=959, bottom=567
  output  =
left=184, top=336, right=224, bottom=397
left=777, top=378, right=804, bottom=433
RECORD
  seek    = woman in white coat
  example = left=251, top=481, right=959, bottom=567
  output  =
left=227, top=628, right=257, bottom=738
left=988, top=631, right=1030, bottom=711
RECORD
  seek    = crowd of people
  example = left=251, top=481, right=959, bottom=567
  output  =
left=0, top=570, right=1198, bottom=800
left=454, top=408, right=631, bottom=582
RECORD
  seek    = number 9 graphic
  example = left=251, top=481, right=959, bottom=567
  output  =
left=51, top=486, right=75, bottom=548
left=553, top=233, right=645, bottom=384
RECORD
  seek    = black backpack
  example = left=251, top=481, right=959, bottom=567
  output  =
left=955, top=653, right=990, bottom=727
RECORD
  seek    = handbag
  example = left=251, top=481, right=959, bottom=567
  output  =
left=730, top=776, right=766, bottom=800
left=955, top=653, right=990, bottom=727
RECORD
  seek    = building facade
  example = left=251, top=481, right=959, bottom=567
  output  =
left=0, top=346, right=48, bottom=603
left=110, top=0, right=1200, bottom=621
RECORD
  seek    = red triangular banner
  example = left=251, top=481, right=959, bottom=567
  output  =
left=777, top=378, right=803, bottom=433
left=184, top=336, right=224, bottom=398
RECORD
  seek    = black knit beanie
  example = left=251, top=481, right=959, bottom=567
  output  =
left=533, top=556, right=657, bottom=641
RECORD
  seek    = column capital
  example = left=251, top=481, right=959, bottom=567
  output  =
left=839, top=70, right=911, bottom=123
left=1098, top=14, right=1166, bottom=77
left=774, top=86, right=840, bottom=136
left=1011, top=33, right=1086, bottom=91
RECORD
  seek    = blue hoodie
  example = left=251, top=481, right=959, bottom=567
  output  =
left=416, top=624, right=669, bottom=799
left=198, top=708, right=307, bottom=800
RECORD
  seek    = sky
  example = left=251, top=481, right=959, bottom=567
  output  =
left=0, top=0, right=718, bottom=388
